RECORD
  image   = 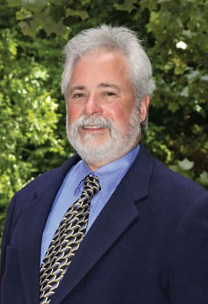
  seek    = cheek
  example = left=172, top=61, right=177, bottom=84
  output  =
left=67, top=104, right=83, bottom=124
left=108, top=106, right=133, bottom=131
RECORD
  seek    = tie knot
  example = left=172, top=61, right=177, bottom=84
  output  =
left=83, top=175, right=101, bottom=199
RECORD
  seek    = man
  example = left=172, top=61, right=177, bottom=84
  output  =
left=1, top=25, right=208, bottom=304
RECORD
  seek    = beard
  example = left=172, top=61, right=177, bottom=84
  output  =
left=66, top=107, right=141, bottom=167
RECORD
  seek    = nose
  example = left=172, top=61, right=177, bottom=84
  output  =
left=83, top=93, right=103, bottom=115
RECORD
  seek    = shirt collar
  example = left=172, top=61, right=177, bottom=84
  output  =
left=72, top=145, right=140, bottom=192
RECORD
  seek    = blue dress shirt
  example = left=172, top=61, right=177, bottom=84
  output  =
left=40, top=145, right=140, bottom=263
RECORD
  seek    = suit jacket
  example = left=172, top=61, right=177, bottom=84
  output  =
left=1, top=144, right=208, bottom=304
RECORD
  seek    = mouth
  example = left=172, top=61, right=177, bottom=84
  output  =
left=81, top=125, right=107, bottom=132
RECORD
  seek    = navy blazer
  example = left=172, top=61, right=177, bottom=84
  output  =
left=1, top=145, right=208, bottom=304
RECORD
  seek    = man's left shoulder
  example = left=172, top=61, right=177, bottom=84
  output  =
left=152, top=156, right=207, bottom=197
left=138, top=144, right=207, bottom=200
left=144, top=153, right=208, bottom=237
left=149, top=155, right=208, bottom=220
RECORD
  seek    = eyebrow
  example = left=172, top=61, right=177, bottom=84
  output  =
left=69, top=86, right=85, bottom=94
left=98, top=83, right=120, bottom=91
left=69, top=83, right=120, bottom=94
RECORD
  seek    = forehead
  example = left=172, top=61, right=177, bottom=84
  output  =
left=69, top=49, right=131, bottom=85
left=77, top=48, right=128, bottom=64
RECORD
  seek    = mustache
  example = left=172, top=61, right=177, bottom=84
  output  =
left=73, top=115, right=113, bottom=129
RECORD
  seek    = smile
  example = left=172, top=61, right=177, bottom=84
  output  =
left=82, top=125, right=106, bottom=129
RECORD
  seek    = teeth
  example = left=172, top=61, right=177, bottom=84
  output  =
left=83, top=125, right=102, bottom=129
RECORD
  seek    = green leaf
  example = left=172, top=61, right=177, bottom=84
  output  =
left=150, top=11, right=159, bottom=24
left=180, top=86, right=189, bottom=97
left=168, top=102, right=179, bottom=113
left=7, top=0, right=22, bottom=7
left=33, top=10, right=68, bottom=36
left=140, top=0, right=158, bottom=10
left=66, top=8, right=89, bottom=20
left=114, top=3, right=136, bottom=13
left=182, top=29, right=193, bottom=38
left=187, top=70, right=199, bottom=80
left=77, top=10, right=89, bottom=20
left=178, top=158, right=194, bottom=171
left=16, top=8, right=33, bottom=20
left=8, top=0, right=47, bottom=7
left=19, top=20, right=38, bottom=37
left=197, top=171, right=208, bottom=186
left=201, top=74, right=208, bottom=81
left=22, top=0, right=47, bottom=6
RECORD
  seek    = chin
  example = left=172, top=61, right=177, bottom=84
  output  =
left=79, top=137, right=109, bottom=150
left=68, top=133, right=137, bottom=168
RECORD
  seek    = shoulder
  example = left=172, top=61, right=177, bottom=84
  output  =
left=151, top=156, right=207, bottom=201
left=133, top=144, right=208, bottom=221
left=11, top=154, right=80, bottom=208
left=148, top=153, right=208, bottom=231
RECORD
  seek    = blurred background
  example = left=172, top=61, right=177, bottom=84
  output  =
left=0, top=0, right=208, bottom=237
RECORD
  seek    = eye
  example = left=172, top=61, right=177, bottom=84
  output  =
left=72, top=93, right=85, bottom=99
left=68, top=91, right=87, bottom=103
left=104, top=91, right=117, bottom=97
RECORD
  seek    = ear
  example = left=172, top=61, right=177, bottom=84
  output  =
left=139, top=95, right=150, bottom=122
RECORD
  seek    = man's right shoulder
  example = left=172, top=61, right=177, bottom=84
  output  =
left=13, top=153, right=80, bottom=203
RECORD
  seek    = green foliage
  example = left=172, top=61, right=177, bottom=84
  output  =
left=0, top=1, right=73, bottom=236
left=0, top=0, right=208, bottom=238
left=139, top=0, right=208, bottom=182
left=0, top=27, right=59, bottom=225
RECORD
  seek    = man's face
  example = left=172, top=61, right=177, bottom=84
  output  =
left=66, top=49, right=147, bottom=170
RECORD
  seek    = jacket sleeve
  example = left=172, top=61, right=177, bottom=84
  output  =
left=0, top=193, right=17, bottom=286
left=169, top=193, right=208, bottom=303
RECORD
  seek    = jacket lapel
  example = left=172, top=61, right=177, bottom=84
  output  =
left=51, top=144, right=154, bottom=304
left=17, top=155, right=80, bottom=304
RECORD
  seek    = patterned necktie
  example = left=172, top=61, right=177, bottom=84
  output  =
left=39, top=175, right=101, bottom=304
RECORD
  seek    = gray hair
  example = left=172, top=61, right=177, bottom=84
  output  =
left=61, top=24, right=155, bottom=134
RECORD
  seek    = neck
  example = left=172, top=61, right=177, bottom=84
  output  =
left=87, top=141, right=140, bottom=172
